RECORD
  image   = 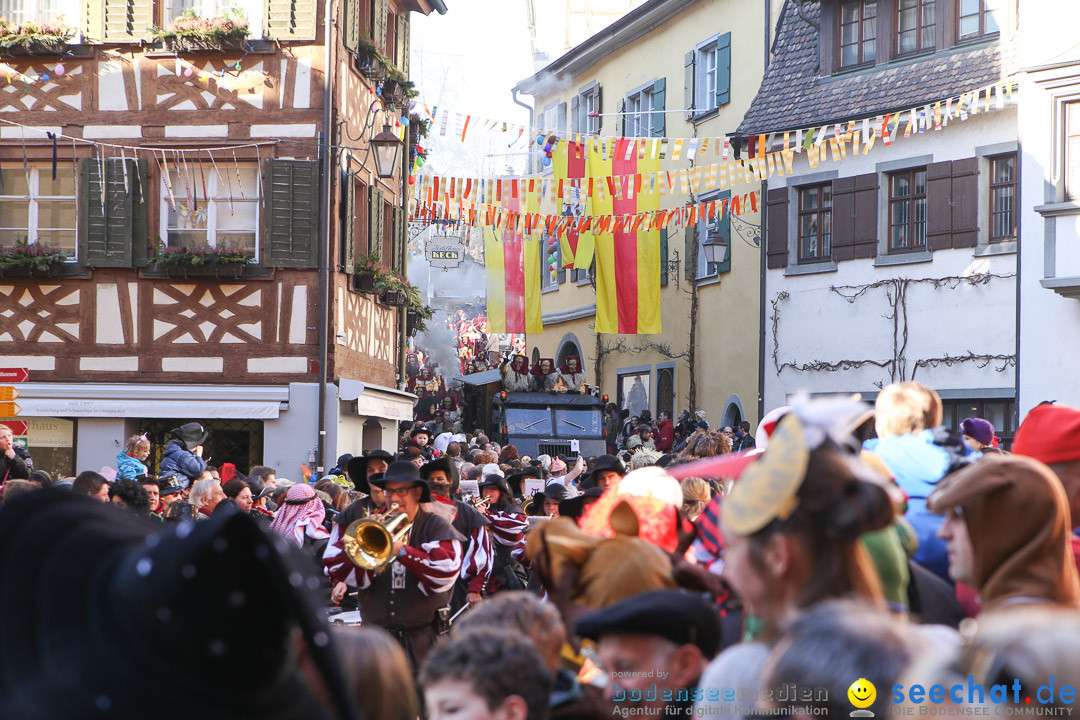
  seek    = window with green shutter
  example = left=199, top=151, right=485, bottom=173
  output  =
left=265, top=0, right=318, bottom=41
left=262, top=159, right=320, bottom=268
left=660, top=228, right=669, bottom=287
left=341, top=170, right=355, bottom=272
left=395, top=13, right=410, bottom=75
left=392, top=205, right=403, bottom=273
left=83, top=0, right=153, bottom=42
left=78, top=157, right=146, bottom=268
left=373, top=0, right=388, bottom=52
left=343, top=0, right=360, bottom=55
left=369, top=185, right=384, bottom=262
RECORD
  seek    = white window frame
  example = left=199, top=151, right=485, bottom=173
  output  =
left=696, top=40, right=718, bottom=113
left=625, top=85, right=655, bottom=138
left=160, top=164, right=260, bottom=260
left=165, top=0, right=263, bottom=38
left=0, top=164, right=78, bottom=260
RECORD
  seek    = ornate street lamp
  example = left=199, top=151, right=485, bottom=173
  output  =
left=370, top=124, right=403, bottom=179
left=701, top=234, right=728, bottom=266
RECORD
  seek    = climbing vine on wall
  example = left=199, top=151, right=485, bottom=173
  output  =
left=771, top=272, right=1017, bottom=386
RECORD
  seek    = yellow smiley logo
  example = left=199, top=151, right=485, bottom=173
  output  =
left=848, top=678, right=877, bottom=710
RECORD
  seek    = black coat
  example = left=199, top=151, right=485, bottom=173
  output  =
left=0, top=452, right=29, bottom=482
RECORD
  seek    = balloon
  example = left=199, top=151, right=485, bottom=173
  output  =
left=409, top=175, right=416, bottom=185
left=40, top=74, right=49, bottom=82
left=416, top=145, right=424, bottom=154
left=549, top=264, right=556, bottom=271
left=543, top=143, right=551, bottom=153
left=54, top=63, right=65, bottom=76
left=542, top=155, right=551, bottom=167
left=536, top=136, right=545, bottom=147
left=185, top=67, right=194, bottom=77
left=401, top=116, right=410, bottom=127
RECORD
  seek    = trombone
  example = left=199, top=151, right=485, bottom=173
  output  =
left=342, top=503, right=412, bottom=572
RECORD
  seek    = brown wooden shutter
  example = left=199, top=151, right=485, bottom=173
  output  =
left=950, top=158, right=979, bottom=248
left=79, top=158, right=141, bottom=267
left=765, top=186, right=789, bottom=269
left=342, top=171, right=355, bottom=272
left=262, top=159, right=320, bottom=268
left=343, top=0, right=360, bottom=55
left=369, top=186, right=384, bottom=261
left=852, top=172, right=879, bottom=259
left=265, top=0, right=318, bottom=41
left=926, top=161, right=953, bottom=251
left=831, top=176, right=856, bottom=261
left=84, top=0, right=152, bottom=42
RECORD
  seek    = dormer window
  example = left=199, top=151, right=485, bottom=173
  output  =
left=897, top=0, right=936, bottom=55
left=839, top=0, right=877, bottom=69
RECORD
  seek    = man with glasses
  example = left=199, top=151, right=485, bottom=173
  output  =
left=330, top=460, right=465, bottom=672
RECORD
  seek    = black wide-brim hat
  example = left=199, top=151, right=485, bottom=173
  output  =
left=558, top=487, right=604, bottom=519
left=0, top=490, right=356, bottom=720
left=420, top=457, right=458, bottom=486
left=170, top=422, right=210, bottom=451
left=531, top=482, right=569, bottom=515
left=368, top=460, right=432, bottom=503
left=580, top=454, right=626, bottom=490
left=478, top=473, right=514, bottom=500
left=346, top=450, right=394, bottom=494
left=504, top=466, right=542, bottom=498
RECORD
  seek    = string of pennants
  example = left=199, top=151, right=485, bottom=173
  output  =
left=409, top=78, right=1017, bottom=234
left=411, top=186, right=761, bottom=237
left=415, top=77, right=1016, bottom=151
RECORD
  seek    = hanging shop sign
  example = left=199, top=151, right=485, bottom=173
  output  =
left=427, top=235, right=466, bottom=269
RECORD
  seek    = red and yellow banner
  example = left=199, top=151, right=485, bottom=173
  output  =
left=596, top=138, right=662, bottom=334
left=484, top=181, right=542, bottom=334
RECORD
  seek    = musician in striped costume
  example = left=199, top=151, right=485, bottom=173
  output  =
left=478, top=470, right=531, bottom=593
left=324, top=461, right=464, bottom=671
left=420, top=457, right=493, bottom=611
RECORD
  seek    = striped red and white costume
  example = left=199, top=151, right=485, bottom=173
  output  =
left=460, top=516, right=494, bottom=594
left=322, top=520, right=463, bottom=596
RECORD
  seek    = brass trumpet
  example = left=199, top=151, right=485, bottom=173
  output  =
left=342, top=503, right=412, bottom=572
left=521, top=497, right=534, bottom=515
left=468, top=495, right=492, bottom=512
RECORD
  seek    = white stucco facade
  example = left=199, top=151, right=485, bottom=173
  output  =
left=764, top=108, right=1019, bottom=412
left=1017, top=4, right=1080, bottom=414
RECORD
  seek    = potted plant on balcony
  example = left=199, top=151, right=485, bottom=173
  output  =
left=0, top=19, right=75, bottom=55
left=380, top=69, right=417, bottom=109
left=353, top=252, right=384, bottom=293
left=151, top=8, right=250, bottom=53
left=374, top=271, right=413, bottom=307
left=151, top=243, right=254, bottom=278
left=0, top=241, right=68, bottom=277
left=405, top=286, right=434, bottom=336
left=355, top=35, right=388, bottom=81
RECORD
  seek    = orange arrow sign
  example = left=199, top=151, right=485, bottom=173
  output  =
left=0, top=387, right=19, bottom=401
left=0, top=402, right=20, bottom=416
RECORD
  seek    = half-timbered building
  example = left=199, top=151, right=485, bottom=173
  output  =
left=0, top=0, right=445, bottom=477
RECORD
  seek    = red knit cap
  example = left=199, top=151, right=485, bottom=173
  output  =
left=1012, top=403, right=1080, bottom=465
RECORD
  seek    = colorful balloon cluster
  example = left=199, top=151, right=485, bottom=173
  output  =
left=537, top=134, right=560, bottom=167
left=546, top=235, right=559, bottom=272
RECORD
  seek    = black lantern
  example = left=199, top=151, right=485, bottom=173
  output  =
left=701, top=234, right=728, bottom=266
left=370, top=124, right=403, bottom=179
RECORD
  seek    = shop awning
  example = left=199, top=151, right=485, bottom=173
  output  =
left=12, top=383, right=288, bottom=419
left=338, top=379, right=417, bottom=423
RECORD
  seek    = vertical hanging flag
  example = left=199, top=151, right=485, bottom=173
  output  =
left=553, top=139, right=587, bottom=268
left=594, top=138, right=662, bottom=334
left=484, top=221, right=542, bottom=333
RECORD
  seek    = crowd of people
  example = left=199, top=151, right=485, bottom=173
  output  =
left=2, top=382, right=1080, bottom=720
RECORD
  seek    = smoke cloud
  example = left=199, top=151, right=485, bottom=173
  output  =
left=407, top=233, right=488, bottom=377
